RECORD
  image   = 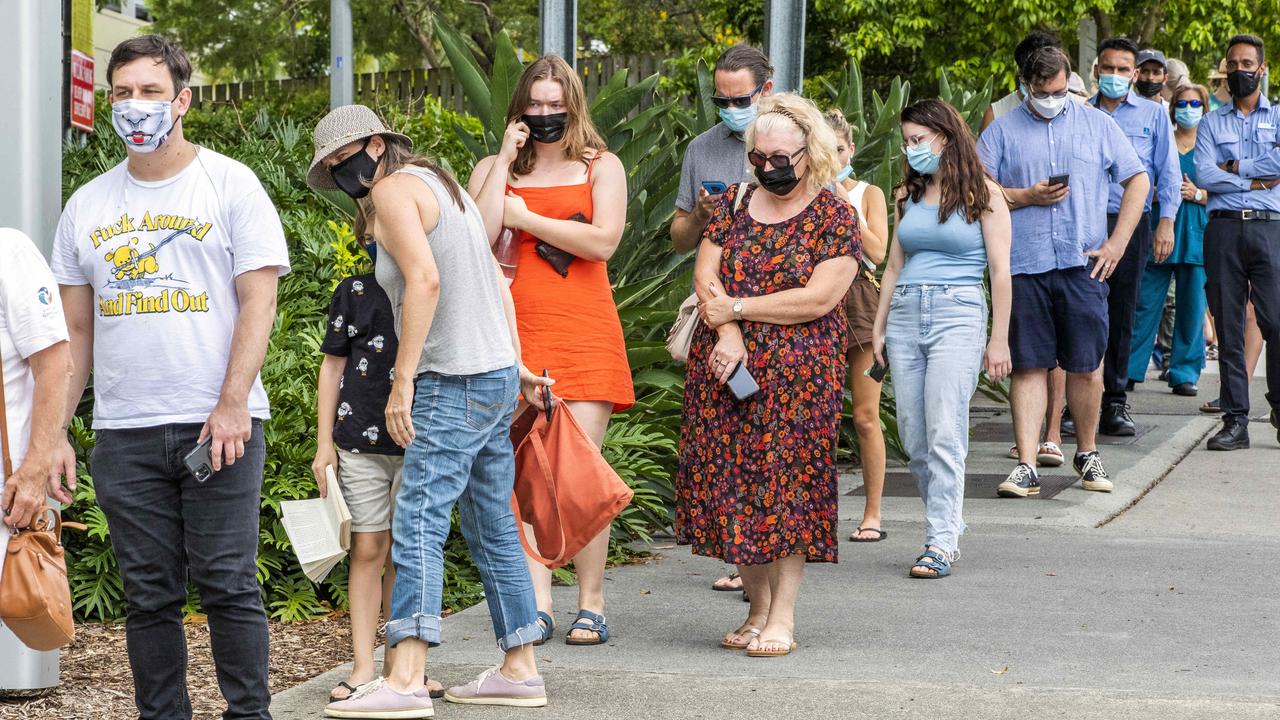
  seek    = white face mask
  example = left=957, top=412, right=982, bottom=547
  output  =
left=1028, top=93, right=1068, bottom=119
left=111, top=98, right=180, bottom=154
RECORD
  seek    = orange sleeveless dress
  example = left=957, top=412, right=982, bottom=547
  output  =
left=508, top=160, right=635, bottom=412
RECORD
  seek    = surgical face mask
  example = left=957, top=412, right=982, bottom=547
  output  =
left=1028, top=92, right=1068, bottom=119
left=1135, top=79, right=1164, bottom=98
left=330, top=139, right=381, bottom=199
left=1174, top=106, right=1204, bottom=129
left=111, top=98, right=180, bottom=153
left=1227, top=69, right=1262, bottom=99
left=1097, top=74, right=1132, bottom=99
left=522, top=112, right=569, bottom=143
left=905, top=139, right=942, bottom=176
left=719, top=104, right=758, bottom=133
left=836, top=163, right=853, bottom=182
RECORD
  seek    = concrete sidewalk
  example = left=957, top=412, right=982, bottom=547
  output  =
left=272, top=370, right=1280, bottom=719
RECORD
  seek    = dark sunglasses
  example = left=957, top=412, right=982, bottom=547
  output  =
left=1174, top=99, right=1204, bottom=109
left=747, top=147, right=807, bottom=169
left=711, top=83, right=764, bottom=109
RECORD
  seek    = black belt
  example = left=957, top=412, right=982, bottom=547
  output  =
left=1209, top=209, right=1280, bottom=221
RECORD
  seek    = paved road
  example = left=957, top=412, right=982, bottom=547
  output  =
left=273, top=367, right=1280, bottom=719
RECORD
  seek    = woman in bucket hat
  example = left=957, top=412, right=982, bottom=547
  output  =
left=309, top=105, right=554, bottom=718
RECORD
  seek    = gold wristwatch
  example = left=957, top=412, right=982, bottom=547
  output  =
left=732, top=298, right=744, bottom=321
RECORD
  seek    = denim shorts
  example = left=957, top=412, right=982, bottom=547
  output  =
left=1010, top=265, right=1110, bottom=373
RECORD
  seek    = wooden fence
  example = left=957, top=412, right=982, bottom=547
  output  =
left=188, top=54, right=666, bottom=113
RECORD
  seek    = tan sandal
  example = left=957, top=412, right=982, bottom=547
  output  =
left=720, top=626, right=761, bottom=650
left=746, top=636, right=798, bottom=657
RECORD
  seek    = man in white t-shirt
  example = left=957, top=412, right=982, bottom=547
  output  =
left=0, top=228, right=74, bottom=585
left=49, top=36, right=288, bottom=720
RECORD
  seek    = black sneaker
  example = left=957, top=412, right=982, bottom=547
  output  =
left=1073, top=451, right=1114, bottom=493
left=1207, top=421, right=1249, bottom=451
left=997, top=463, right=1040, bottom=498
left=1061, top=407, right=1076, bottom=437
left=1099, top=403, right=1136, bottom=437
left=1171, top=383, right=1198, bottom=397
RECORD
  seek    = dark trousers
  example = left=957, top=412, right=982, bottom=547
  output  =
left=1102, top=212, right=1153, bottom=405
left=93, top=422, right=271, bottom=720
left=1204, top=217, right=1280, bottom=424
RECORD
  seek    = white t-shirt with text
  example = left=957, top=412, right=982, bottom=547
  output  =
left=50, top=148, right=290, bottom=429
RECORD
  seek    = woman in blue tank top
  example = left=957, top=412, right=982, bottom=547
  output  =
left=871, top=100, right=1014, bottom=579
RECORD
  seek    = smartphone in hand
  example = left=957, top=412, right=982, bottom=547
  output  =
left=701, top=181, right=728, bottom=195
left=183, top=438, right=214, bottom=483
left=1048, top=174, right=1070, bottom=188
left=726, top=363, right=761, bottom=400
left=864, top=360, right=888, bottom=383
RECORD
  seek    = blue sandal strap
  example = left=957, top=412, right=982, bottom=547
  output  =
left=911, top=550, right=951, bottom=577
left=568, top=610, right=609, bottom=642
left=536, top=611, right=554, bottom=640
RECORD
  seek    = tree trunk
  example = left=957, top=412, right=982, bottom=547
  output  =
left=1091, top=8, right=1113, bottom=44
left=1133, top=5, right=1164, bottom=48
left=393, top=0, right=443, bottom=69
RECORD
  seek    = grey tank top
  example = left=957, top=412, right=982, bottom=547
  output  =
left=374, top=166, right=515, bottom=378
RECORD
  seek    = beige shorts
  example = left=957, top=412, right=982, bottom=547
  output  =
left=336, top=449, right=404, bottom=533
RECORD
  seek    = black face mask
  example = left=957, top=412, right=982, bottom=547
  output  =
left=754, top=164, right=802, bottom=196
left=1228, top=69, right=1263, bottom=99
left=1135, top=79, right=1164, bottom=98
left=331, top=139, right=380, bottom=199
left=522, top=113, right=569, bottom=143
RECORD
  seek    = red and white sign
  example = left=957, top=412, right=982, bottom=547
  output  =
left=70, top=50, right=95, bottom=133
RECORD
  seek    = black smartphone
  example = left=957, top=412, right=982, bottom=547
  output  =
left=726, top=363, right=761, bottom=400
left=701, top=181, right=728, bottom=195
left=1048, top=173, right=1070, bottom=188
left=865, top=360, right=888, bottom=383
left=183, top=438, right=214, bottom=483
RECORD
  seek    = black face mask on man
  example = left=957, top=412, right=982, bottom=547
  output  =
left=522, top=113, right=569, bottom=143
left=330, top=138, right=381, bottom=199
left=755, top=164, right=802, bottom=196
left=1227, top=69, right=1263, bottom=99
left=1135, top=79, right=1164, bottom=97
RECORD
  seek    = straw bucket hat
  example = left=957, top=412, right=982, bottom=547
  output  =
left=307, top=104, right=413, bottom=191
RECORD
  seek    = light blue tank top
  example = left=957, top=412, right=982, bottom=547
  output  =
left=895, top=198, right=988, bottom=286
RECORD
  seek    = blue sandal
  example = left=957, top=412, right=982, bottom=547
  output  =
left=909, top=548, right=953, bottom=579
left=565, top=609, right=609, bottom=646
left=532, top=610, right=555, bottom=646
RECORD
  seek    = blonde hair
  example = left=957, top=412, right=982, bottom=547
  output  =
left=823, top=108, right=854, bottom=144
left=746, top=94, right=841, bottom=194
left=506, top=55, right=606, bottom=177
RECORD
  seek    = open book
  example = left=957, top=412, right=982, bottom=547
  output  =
left=280, top=466, right=352, bottom=583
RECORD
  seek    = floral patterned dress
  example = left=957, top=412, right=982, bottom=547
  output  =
left=676, top=184, right=861, bottom=565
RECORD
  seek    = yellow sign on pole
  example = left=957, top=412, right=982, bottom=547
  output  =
left=71, top=0, right=93, bottom=57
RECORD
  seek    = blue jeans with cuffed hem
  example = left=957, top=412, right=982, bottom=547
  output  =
left=886, top=285, right=987, bottom=554
left=385, top=366, right=541, bottom=652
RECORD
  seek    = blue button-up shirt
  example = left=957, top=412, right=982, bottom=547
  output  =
left=1090, top=89, right=1181, bottom=219
left=1194, top=94, right=1280, bottom=212
left=979, top=99, right=1146, bottom=276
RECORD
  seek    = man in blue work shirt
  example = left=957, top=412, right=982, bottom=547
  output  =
left=979, top=46, right=1149, bottom=499
left=1090, top=37, right=1182, bottom=436
left=1194, top=33, right=1280, bottom=451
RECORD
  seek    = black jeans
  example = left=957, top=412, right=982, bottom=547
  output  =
left=93, top=422, right=271, bottom=720
left=1204, top=217, right=1280, bottom=425
left=1102, top=212, right=1153, bottom=405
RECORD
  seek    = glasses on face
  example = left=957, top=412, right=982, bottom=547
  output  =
left=1029, top=88, right=1069, bottom=101
left=711, top=84, right=764, bottom=109
left=900, top=132, right=938, bottom=152
left=747, top=147, right=806, bottom=169
left=1174, top=99, right=1204, bottom=109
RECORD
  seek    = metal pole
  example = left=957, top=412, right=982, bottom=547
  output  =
left=0, top=0, right=66, bottom=689
left=330, top=0, right=353, bottom=108
left=763, top=0, right=805, bottom=93
left=1077, top=16, right=1098, bottom=94
left=539, top=0, right=577, bottom=69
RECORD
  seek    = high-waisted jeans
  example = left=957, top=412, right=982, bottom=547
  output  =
left=384, top=366, right=540, bottom=651
left=886, top=285, right=987, bottom=553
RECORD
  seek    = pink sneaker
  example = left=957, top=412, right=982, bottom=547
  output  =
left=444, top=666, right=548, bottom=707
left=323, top=678, right=435, bottom=718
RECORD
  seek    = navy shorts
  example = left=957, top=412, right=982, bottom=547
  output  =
left=1010, top=266, right=1109, bottom=373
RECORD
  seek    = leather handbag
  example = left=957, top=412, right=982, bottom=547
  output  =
left=509, top=400, right=633, bottom=569
left=0, top=348, right=76, bottom=651
left=666, top=183, right=752, bottom=363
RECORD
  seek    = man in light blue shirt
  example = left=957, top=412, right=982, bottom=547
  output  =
left=1089, top=37, right=1182, bottom=435
left=979, top=46, right=1149, bottom=499
left=1193, top=33, right=1280, bottom=451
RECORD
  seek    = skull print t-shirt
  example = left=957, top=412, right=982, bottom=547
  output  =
left=321, top=272, right=402, bottom=455
left=50, top=147, right=290, bottom=429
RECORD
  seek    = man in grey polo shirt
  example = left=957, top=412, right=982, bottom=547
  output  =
left=670, top=45, right=774, bottom=253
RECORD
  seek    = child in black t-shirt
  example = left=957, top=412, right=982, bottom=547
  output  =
left=312, top=270, right=442, bottom=699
